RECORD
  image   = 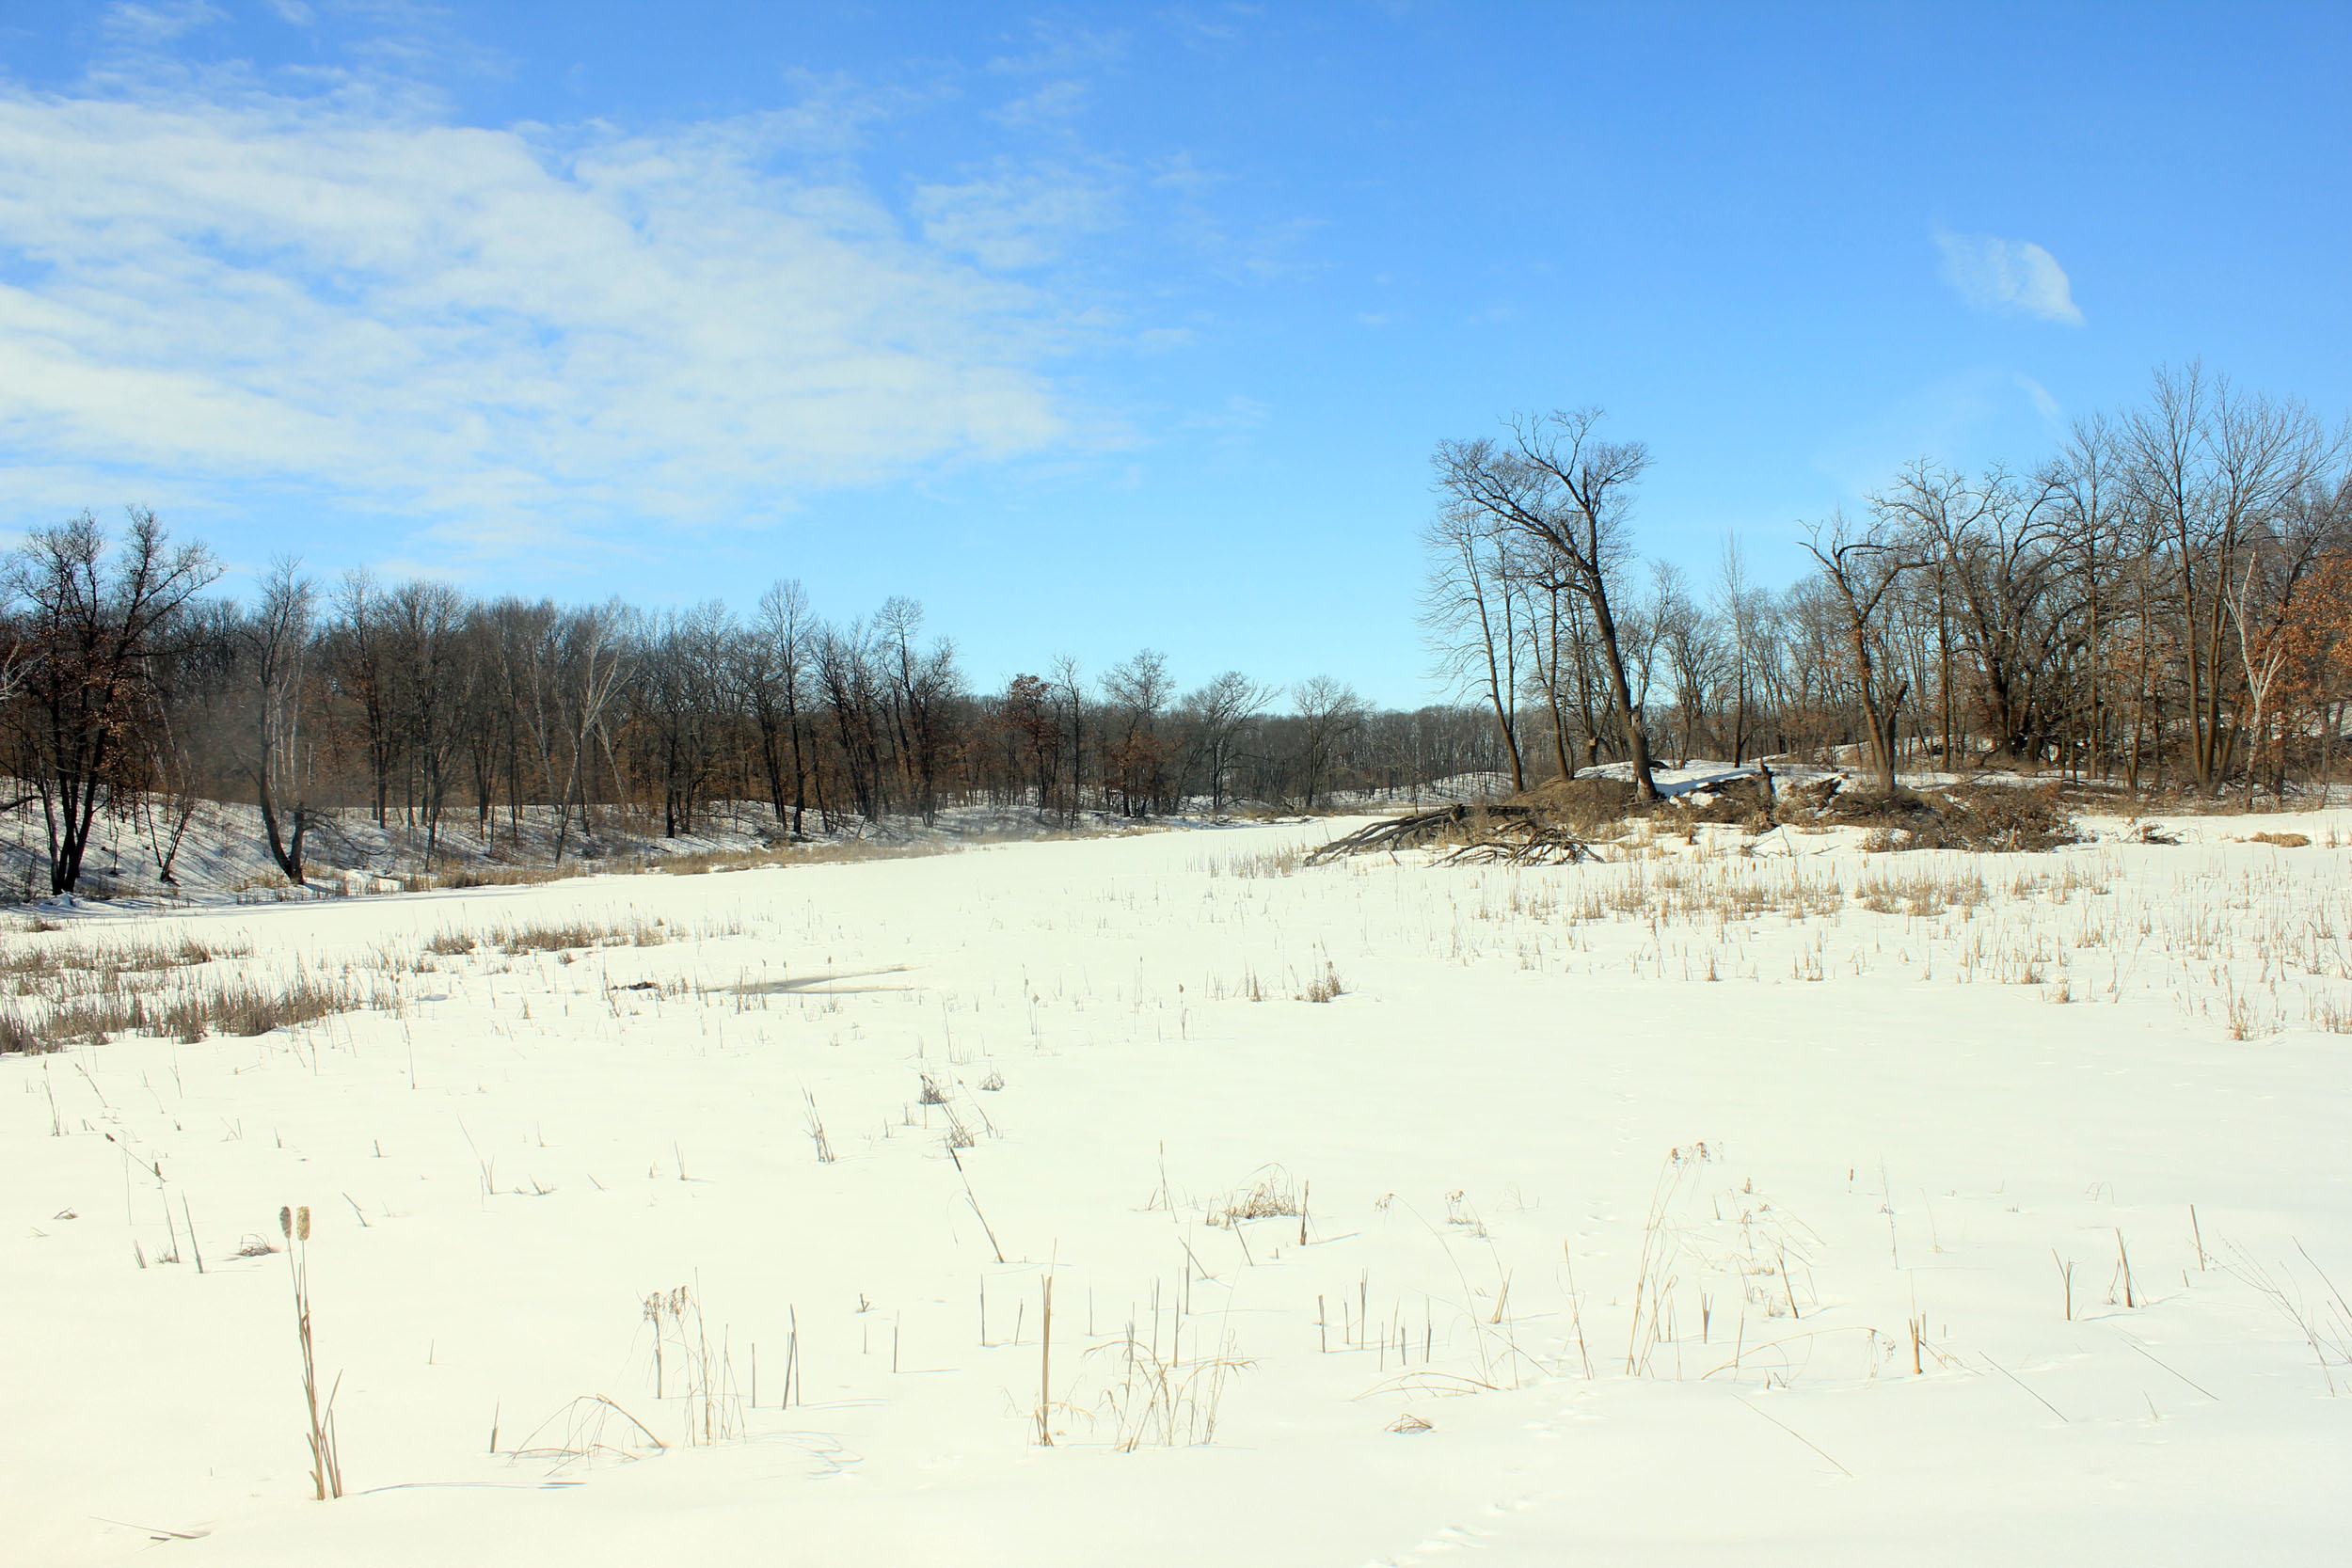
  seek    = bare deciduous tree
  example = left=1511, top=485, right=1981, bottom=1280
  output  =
left=4, top=510, right=217, bottom=893
left=751, top=579, right=816, bottom=837
left=1179, top=671, right=1275, bottom=817
left=1434, top=410, right=1661, bottom=799
left=551, top=600, right=633, bottom=862
left=241, top=557, right=317, bottom=882
left=1803, top=512, right=1923, bottom=796
left=1420, top=504, right=1526, bottom=791
left=1290, top=675, right=1364, bottom=810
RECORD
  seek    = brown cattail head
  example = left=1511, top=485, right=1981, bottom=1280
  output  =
left=279, top=1206, right=293, bottom=1239
left=295, top=1206, right=311, bottom=1242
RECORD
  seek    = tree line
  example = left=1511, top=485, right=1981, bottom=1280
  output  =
left=11, top=360, right=2340, bottom=897
left=0, top=518, right=1513, bottom=895
left=1424, top=364, right=2352, bottom=803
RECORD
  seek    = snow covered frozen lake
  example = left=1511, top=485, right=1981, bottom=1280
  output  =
left=7, top=809, right=2350, bottom=1565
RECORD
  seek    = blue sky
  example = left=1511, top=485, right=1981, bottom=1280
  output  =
left=1, top=2, right=2346, bottom=705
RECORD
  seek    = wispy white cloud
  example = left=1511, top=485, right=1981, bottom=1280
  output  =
left=1933, top=229, right=2085, bottom=325
left=1182, top=392, right=1266, bottom=434
left=1163, top=5, right=1261, bottom=49
left=0, top=78, right=1094, bottom=559
left=984, top=23, right=1127, bottom=77
left=991, top=78, right=1090, bottom=131
left=1155, top=158, right=1327, bottom=285
left=1814, top=368, right=2068, bottom=493
left=2015, top=373, right=2064, bottom=427
left=100, top=1, right=227, bottom=46
left=913, top=164, right=1120, bottom=268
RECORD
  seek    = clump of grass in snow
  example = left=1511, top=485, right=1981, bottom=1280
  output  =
left=2307, top=991, right=2352, bottom=1033
left=642, top=1285, right=742, bottom=1446
left=0, top=969, right=366, bottom=1052
left=0, top=933, right=254, bottom=990
left=0, top=1005, right=38, bottom=1053
left=160, top=976, right=358, bottom=1042
left=497, top=916, right=667, bottom=955
left=0, top=926, right=367, bottom=1053
left=409, top=912, right=748, bottom=967
left=1081, top=1324, right=1252, bottom=1450
left=1207, top=1166, right=1301, bottom=1228
left=803, top=1089, right=835, bottom=1163
left=501, top=1395, right=666, bottom=1472
left=410, top=863, right=573, bottom=892
left=1851, top=866, right=1989, bottom=918
left=2223, top=1241, right=2352, bottom=1395
left=1213, top=847, right=1303, bottom=879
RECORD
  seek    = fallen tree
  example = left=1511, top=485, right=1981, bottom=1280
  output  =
left=1308, top=803, right=1595, bottom=865
left=1438, top=819, right=1594, bottom=865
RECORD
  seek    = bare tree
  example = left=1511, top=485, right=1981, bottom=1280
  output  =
left=1648, top=562, right=1718, bottom=768
left=1434, top=410, right=1661, bottom=799
left=1513, top=548, right=1585, bottom=783
left=1420, top=504, right=1526, bottom=791
left=1872, top=462, right=2067, bottom=763
left=1803, top=512, right=1923, bottom=796
left=1050, top=654, right=1087, bottom=825
left=1290, top=675, right=1364, bottom=810
left=329, top=571, right=397, bottom=826
left=2044, top=417, right=2124, bottom=779
left=875, top=597, right=960, bottom=826
left=635, top=603, right=734, bottom=837
left=751, top=579, right=816, bottom=836
left=1103, top=649, right=1175, bottom=816
left=240, top=557, right=317, bottom=882
left=816, top=618, right=886, bottom=822
left=1713, top=537, right=1768, bottom=765
left=550, top=600, right=633, bottom=862
left=388, top=579, right=468, bottom=863
left=131, top=606, right=224, bottom=886
left=999, top=673, right=1062, bottom=816
left=1179, top=671, right=1275, bottom=816
left=4, top=510, right=218, bottom=894
left=2225, top=556, right=2292, bottom=805
left=2122, top=363, right=2328, bottom=792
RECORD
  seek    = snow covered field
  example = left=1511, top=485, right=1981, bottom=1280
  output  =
left=7, top=809, right=2351, bottom=1565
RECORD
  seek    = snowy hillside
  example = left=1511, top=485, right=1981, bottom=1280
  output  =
left=0, top=793, right=1183, bottom=911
